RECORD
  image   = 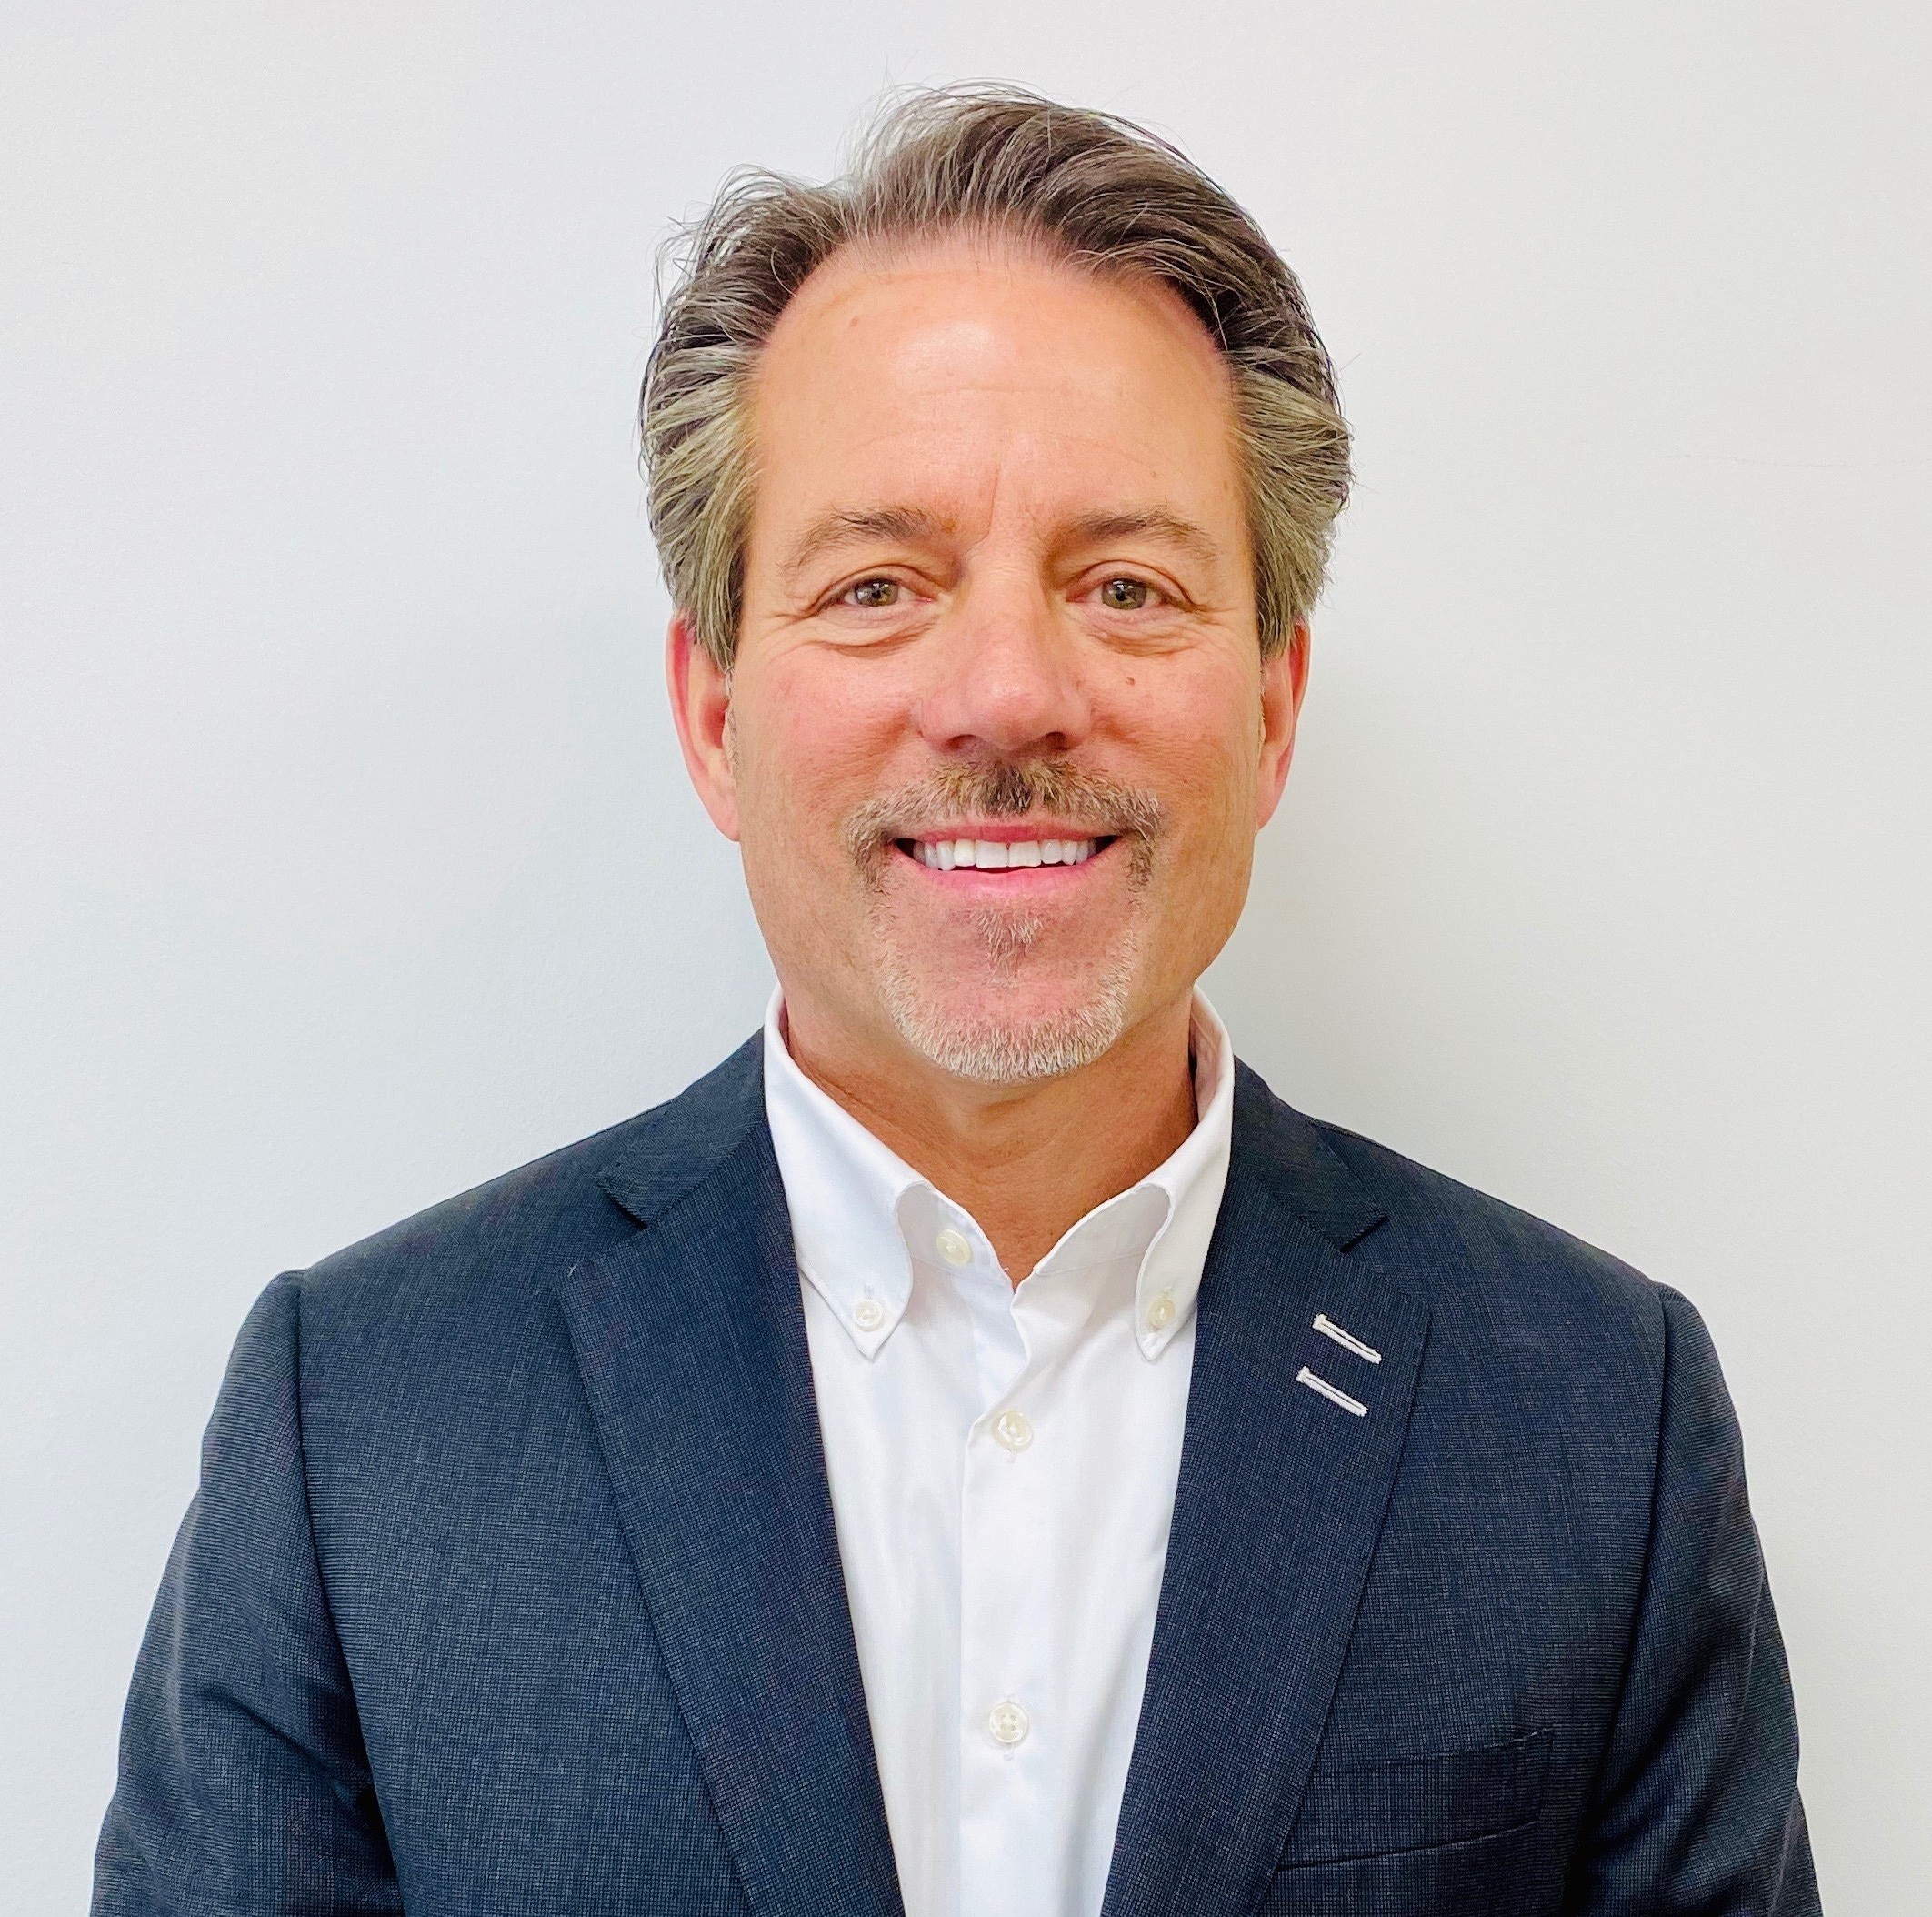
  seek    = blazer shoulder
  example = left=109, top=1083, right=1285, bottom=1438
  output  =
left=1304, top=1111, right=1671, bottom=1372
left=291, top=1035, right=766, bottom=1334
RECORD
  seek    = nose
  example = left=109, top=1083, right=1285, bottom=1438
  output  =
left=913, top=572, right=1094, bottom=759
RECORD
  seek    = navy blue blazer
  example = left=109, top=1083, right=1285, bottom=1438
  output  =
left=95, top=1041, right=1818, bottom=1914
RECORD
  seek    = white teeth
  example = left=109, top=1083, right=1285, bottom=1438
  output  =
left=910, top=837, right=1099, bottom=869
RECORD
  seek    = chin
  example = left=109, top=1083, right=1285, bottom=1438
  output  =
left=874, top=949, right=1140, bottom=1086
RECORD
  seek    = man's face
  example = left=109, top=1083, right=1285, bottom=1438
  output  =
left=672, top=232, right=1304, bottom=1083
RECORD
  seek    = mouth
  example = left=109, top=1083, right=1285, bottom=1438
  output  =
left=896, top=832, right=1112, bottom=873
left=845, top=762, right=1164, bottom=896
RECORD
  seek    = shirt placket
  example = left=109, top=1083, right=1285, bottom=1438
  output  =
left=949, top=1226, right=1066, bottom=1917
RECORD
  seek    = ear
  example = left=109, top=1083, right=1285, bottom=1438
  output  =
left=1254, top=619, right=1310, bottom=832
left=666, top=612, right=742, bottom=842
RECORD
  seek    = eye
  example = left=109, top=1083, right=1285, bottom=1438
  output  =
left=1099, top=577, right=1151, bottom=611
left=845, top=577, right=901, bottom=609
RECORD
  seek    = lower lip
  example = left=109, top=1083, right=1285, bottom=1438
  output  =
left=893, top=838, right=1117, bottom=888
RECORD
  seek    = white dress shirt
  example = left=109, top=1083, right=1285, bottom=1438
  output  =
left=761, top=989, right=1236, bottom=1917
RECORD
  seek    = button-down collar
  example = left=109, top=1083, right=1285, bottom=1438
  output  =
left=761, top=989, right=1234, bottom=1362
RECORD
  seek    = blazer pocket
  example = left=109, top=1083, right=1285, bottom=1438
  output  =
left=1276, top=1728, right=1552, bottom=1868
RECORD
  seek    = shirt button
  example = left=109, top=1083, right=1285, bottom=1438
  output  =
left=851, top=1297, right=886, bottom=1332
left=936, top=1228, right=973, bottom=1266
left=986, top=1700, right=1030, bottom=1747
left=992, top=1409, right=1034, bottom=1451
left=1146, top=1292, right=1176, bottom=1331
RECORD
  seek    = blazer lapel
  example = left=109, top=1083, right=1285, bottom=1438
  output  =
left=1102, top=1065, right=1429, bottom=1917
left=554, top=1048, right=903, bottom=1917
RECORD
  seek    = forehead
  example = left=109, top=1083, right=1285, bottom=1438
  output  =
left=746, top=232, right=1245, bottom=543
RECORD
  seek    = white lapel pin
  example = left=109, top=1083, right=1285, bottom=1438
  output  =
left=1313, top=1312, right=1382, bottom=1364
left=1296, top=1365, right=1368, bottom=1416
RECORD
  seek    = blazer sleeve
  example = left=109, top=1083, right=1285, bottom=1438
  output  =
left=1565, top=1286, right=1821, bottom=1914
left=93, top=1271, right=404, bottom=1915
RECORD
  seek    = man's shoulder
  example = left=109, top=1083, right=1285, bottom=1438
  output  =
left=289, top=1035, right=766, bottom=1338
left=1273, top=1092, right=1675, bottom=1384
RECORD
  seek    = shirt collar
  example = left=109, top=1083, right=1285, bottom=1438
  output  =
left=761, top=988, right=1235, bottom=1362
left=761, top=991, right=925, bottom=1359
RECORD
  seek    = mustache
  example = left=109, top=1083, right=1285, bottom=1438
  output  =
left=844, top=760, right=1166, bottom=875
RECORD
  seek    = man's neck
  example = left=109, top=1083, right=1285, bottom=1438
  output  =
left=780, top=991, right=1200, bottom=1283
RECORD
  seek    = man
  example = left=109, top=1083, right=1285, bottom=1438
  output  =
left=95, top=86, right=1817, bottom=1916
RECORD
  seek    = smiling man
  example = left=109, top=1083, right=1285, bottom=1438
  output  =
left=96, top=88, right=1817, bottom=1917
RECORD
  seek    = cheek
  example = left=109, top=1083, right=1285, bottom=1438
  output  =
left=1121, top=677, right=1260, bottom=846
left=736, top=657, right=903, bottom=840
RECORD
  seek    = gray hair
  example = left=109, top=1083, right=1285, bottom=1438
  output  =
left=640, top=85, right=1351, bottom=669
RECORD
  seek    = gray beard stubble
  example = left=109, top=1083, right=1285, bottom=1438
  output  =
left=844, top=761, right=1166, bottom=1085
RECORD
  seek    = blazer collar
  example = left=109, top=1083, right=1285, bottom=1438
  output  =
left=1101, top=1062, right=1426, bottom=1917
left=559, top=1038, right=905, bottom=1917
left=593, top=1032, right=767, bottom=1229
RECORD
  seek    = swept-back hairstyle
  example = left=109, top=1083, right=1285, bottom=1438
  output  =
left=641, top=85, right=1350, bottom=669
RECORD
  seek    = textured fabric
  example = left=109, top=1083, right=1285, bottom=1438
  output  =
left=763, top=989, right=1233, bottom=1917
left=95, top=1040, right=1818, bottom=1917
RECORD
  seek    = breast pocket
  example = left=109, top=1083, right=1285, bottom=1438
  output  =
left=1276, top=1727, right=1551, bottom=1869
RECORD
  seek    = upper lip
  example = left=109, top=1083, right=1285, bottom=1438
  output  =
left=896, top=822, right=1114, bottom=845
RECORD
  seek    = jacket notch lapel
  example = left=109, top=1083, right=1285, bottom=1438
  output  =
left=556, top=1113, right=903, bottom=1917
left=1102, top=1075, right=1428, bottom=1917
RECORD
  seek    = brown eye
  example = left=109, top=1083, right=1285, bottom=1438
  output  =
left=848, top=577, right=900, bottom=608
left=1100, top=577, right=1149, bottom=610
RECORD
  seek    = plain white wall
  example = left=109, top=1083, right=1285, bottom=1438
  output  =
left=4, top=3, right=1927, bottom=1907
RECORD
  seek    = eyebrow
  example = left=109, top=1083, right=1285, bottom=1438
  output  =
left=778, top=507, right=952, bottom=587
left=775, top=501, right=1225, bottom=588
left=1058, top=507, right=1223, bottom=567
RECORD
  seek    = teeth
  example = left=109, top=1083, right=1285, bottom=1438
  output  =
left=911, top=838, right=1098, bottom=870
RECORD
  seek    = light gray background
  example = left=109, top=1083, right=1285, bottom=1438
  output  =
left=5, top=3, right=1927, bottom=1907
